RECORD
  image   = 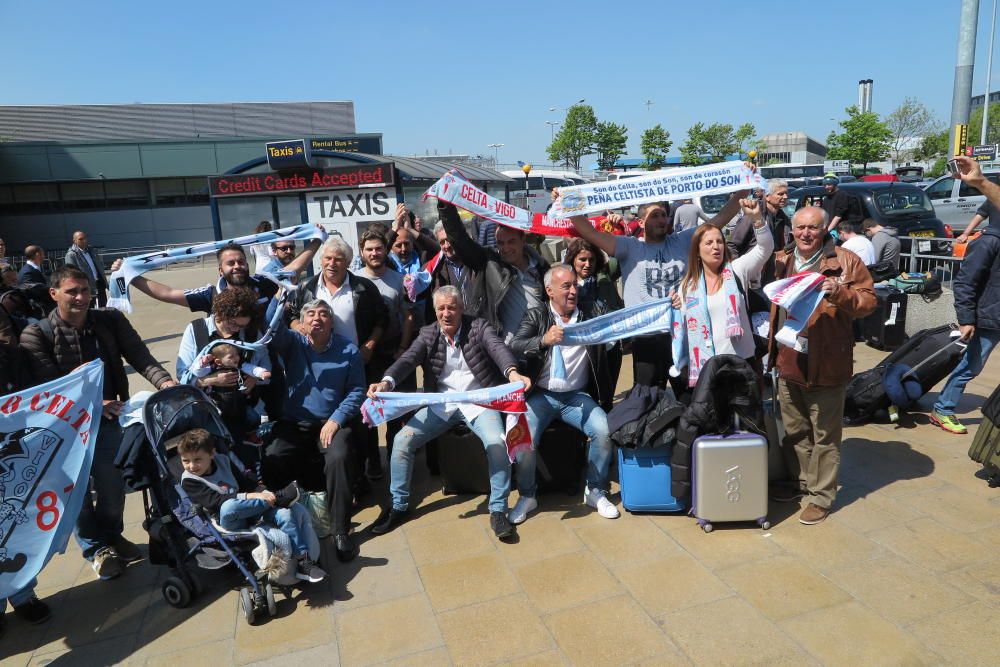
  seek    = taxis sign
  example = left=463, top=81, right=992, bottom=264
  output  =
left=266, top=139, right=312, bottom=170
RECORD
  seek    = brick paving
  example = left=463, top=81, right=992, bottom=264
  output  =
left=3, top=265, right=999, bottom=666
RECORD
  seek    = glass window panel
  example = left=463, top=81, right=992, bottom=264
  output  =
left=217, top=197, right=275, bottom=241
left=104, top=180, right=150, bottom=207
left=275, top=195, right=302, bottom=227
left=152, top=178, right=187, bottom=205
left=12, top=183, right=61, bottom=214
left=60, top=182, right=105, bottom=210
left=184, top=178, right=210, bottom=204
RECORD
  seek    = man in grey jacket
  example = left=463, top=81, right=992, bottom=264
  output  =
left=367, top=286, right=532, bottom=540
left=862, top=219, right=901, bottom=271
left=64, top=231, right=108, bottom=307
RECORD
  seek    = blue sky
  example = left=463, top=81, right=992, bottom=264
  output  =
left=2, top=1, right=997, bottom=166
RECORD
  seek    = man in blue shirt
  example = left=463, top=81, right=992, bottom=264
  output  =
left=262, top=298, right=366, bottom=562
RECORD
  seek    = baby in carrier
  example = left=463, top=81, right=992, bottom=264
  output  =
left=176, top=428, right=326, bottom=583
left=189, top=343, right=271, bottom=442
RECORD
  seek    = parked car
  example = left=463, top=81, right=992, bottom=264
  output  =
left=921, top=169, right=1000, bottom=229
left=794, top=182, right=950, bottom=254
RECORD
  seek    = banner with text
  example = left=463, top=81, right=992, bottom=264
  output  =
left=424, top=171, right=580, bottom=237
left=0, top=360, right=105, bottom=600
left=551, top=161, right=767, bottom=218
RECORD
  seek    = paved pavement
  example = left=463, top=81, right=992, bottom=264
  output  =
left=3, top=264, right=999, bottom=666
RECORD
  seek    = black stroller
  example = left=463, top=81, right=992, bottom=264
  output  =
left=122, top=385, right=279, bottom=625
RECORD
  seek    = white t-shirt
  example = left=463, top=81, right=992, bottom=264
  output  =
left=841, top=235, right=876, bottom=266
left=316, top=277, right=358, bottom=344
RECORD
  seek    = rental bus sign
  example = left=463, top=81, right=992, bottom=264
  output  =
left=208, top=163, right=395, bottom=198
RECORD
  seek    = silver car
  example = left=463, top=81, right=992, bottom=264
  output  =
left=923, top=169, right=1000, bottom=229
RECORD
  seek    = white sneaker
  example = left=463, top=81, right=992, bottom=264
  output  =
left=584, top=487, right=620, bottom=519
left=508, top=496, right=538, bottom=525
left=296, top=556, right=327, bottom=583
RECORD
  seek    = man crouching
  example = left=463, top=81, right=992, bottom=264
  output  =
left=367, top=286, right=531, bottom=540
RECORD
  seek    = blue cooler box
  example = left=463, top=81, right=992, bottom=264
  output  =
left=617, top=447, right=686, bottom=513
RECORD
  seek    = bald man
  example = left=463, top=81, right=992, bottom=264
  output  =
left=65, top=230, right=108, bottom=306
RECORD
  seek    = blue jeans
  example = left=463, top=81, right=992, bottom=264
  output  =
left=390, top=408, right=510, bottom=513
left=932, top=328, right=1000, bottom=415
left=218, top=498, right=311, bottom=556
left=74, top=418, right=125, bottom=561
left=1, top=578, right=36, bottom=613
left=516, top=389, right=613, bottom=498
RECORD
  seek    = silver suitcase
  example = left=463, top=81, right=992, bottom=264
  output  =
left=692, top=431, right=769, bottom=532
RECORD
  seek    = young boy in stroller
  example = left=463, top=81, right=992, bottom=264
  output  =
left=175, top=428, right=326, bottom=583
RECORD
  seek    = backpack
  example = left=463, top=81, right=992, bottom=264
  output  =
left=2, top=314, right=54, bottom=393
left=867, top=260, right=900, bottom=283
left=889, top=272, right=942, bottom=296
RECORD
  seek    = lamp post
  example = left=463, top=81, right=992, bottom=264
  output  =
left=548, top=98, right=586, bottom=112
left=488, top=143, right=504, bottom=169
left=546, top=121, right=560, bottom=142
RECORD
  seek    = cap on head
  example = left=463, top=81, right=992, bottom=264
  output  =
left=822, top=174, right=838, bottom=186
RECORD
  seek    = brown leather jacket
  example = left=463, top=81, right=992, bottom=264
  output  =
left=766, top=239, right=876, bottom=388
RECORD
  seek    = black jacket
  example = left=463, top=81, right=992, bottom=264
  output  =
left=954, top=225, right=1000, bottom=331
left=439, top=202, right=550, bottom=336
left=509, top=304, right=613, bottom=410
left=287, top=272, right=389, bottom=346
left=384, top=315, right=517, bottom=392
left=670, top=355, right=764, bottom=501
left=16, top=262, right=53, bottom=309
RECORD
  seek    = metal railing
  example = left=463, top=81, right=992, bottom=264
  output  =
left=898, top=236, right=965, bottom=289
left=2, top=243, right=212, bottom=275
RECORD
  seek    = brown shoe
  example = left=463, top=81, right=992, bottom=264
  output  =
left=798, top=503, right=829, bottom=525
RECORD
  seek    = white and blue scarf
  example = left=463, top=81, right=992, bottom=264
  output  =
left=548, top=298, right=686, bottom=379
left=361, top=382, right=531, bottom=461
left=106, top=223, right=326, bottom=313
left=679, top=266, right=744, bottom=386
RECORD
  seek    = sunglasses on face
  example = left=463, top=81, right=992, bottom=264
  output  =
left=274, top=246, right=295, bottom=252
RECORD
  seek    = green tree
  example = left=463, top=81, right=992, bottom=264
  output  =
left=885, top=97, right=940, bottom=160
left=926, top=157, right=948, bottom=179
left=679, top=122, right=757, bottom=165
left=968, top=101, right=1000, bottom=146
left=640, top=124, right=672, bottom=169
left=546, top=104, right=598, bottom=170
left=593, top=121, right=628, bottom=171
left=912, top=128, right=949, bottom=162
left=826, top=106, right=893, bottom=172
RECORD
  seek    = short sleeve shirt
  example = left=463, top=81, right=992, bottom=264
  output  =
left=975, top=201, right=999, bottom=227
left=184, top=275, right=279, bottom=315
left=615, top=230, right=696, bottom=306
left=365, top=268, right=410, bottom=346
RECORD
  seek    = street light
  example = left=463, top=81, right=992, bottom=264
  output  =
left=546, top=120, right=560, bottom=141
left=549, top=99, right=586, bottom=112
left=488, top=143, right=504, bottom=168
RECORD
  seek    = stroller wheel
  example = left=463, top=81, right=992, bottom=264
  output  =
left=265, top=582, right=277, bottom=617
left=240, top=587, right=257, bottom=625
left=162, top=576, right=192, bottom=608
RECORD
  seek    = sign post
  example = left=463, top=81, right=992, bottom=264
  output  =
left=824, top=160, right=850, bottom=174
left=953, top=123, right=970, bottom=156
left=966, top=144, right=999, bottom=162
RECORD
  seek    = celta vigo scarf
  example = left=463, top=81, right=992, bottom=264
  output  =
left=763, top=272, right=827, bottom=349
left=361, top=382, right=532, bottom=461
left=551, top=161, right=767, bottom=218
left=679, top=266, right=744, bottom=386
left=548, top=299, right=687, bottom=379
left=0, top=360, right=104, bottom=599
left=424, top=171, right=581, bottom=237
left=107, top=223, right=326, bottom=313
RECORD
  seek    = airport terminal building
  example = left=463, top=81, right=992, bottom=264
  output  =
left=0, top=102, right=510, bottom=257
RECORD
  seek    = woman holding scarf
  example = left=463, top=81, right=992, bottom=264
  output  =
left=671, top=198, right=773, bottom=385
left=565, top=237, right=625, bottom=391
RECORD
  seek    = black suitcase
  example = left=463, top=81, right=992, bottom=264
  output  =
left=436, top=424, right=491, bottom=495
left=862, top=287, right=907, bottom=351
left=534, top=422, right=586, bottom=495
left=845, top=324, right=965, bottom=423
